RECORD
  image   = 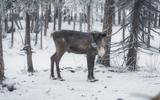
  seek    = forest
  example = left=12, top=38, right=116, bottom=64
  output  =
left=0, top=0, right=160, bottom=100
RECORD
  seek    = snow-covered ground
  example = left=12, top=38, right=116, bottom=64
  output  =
left=0, top=22, right=160, bottom=100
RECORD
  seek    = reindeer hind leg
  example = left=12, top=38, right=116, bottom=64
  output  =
left=55, top=50, right=65, bottom=81
left=50, top=53, right=57, bottom=80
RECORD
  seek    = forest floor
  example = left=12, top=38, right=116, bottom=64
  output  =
left=0, top=22, right=160, bottom=100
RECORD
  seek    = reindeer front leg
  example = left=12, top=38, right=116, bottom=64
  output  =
left=86, top=52, right=98, bottom=82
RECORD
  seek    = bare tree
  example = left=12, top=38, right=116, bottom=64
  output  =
left=44, top=3, right=49, bottom=36
left=73, top=14, right=77, bottom=30
left=79, top=13, right=83, bottom=31
left=0, top=15, right=4, bottom=82
left=58, top=0, right=63, bottom=30
left=98, top=0, right=114, bottom=67
left=34, top=5, right=40, bottom=46
left=0, top=0, right=5, bottom=82
left=10, top=9, right=14, bottom=48
left=87, top=0, right=92, bottom=32
left=25, top=12, right=34, bottom=72
left=118, top=9, right=121, bottom=25
left=40, top=12, right=43, bottom=49
left=53, top=0, right=58, bottom=31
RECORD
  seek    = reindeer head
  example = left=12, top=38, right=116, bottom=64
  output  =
left=90, top=31, right=106, bottom=57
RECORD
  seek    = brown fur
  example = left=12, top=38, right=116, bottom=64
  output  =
left=50, top=30, right=106, bottom=82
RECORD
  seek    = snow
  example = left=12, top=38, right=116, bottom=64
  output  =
left=0, top=21, right=160, bottom=100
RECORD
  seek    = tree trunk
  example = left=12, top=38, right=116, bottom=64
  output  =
left=58, top=9, right=62, bottom=30
left=40, top=13, right=43, bottom=49
left=126, top=0, right=142, bottom=71
left=122, top=9, right=126, bottom=42
left=48, top=4, right=52, bottom=22
left=159, top=14, right=160, bottom=27
left=14, top=14, right=21, bottom=30
left=87, top=2, right=91, bottom=32
left=34, top=18, right=39, bottom=46
left=147, top=0, right=151, bottom=48
left=4, top=17, right=8, bottom=32
left=25, top=12, right=34, bottom=72
left=0, top=16, right=4, bottom=81
left=58, top=0, right=62, bottom=31
left=118, top=9, right=121, bottom=25
left=142, top=9, right=147, bottom=42
left=67, top=11, right=71, bottom=25
left=154, top=6, right=158, bottom=28
left=79, top=13, right=83, bottom=31
left=34, top=6, right=40, bottom=46
left=11, top=9, right=14, bottom=48
left=100, top=3, right=104, bottom=23
left=73, top=14, right=76, bottom=30
left=98, top=0, right=114, bottom=67
left=53, top=6, right=57, bottom=31
left=30, top=14, right=34, bottom=33
left=112, top=7, right=115, bottom=25
left=44, top=6, right=48, bottom=36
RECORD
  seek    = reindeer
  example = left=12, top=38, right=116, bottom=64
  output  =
left=50, top=30, right=106, bottom=82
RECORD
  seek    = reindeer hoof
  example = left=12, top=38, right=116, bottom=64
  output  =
left=50, top=76, right=57, bottom=80
left=57, top=78, right=65, bottom=81
left=52, top=77, right=57, bottom=80
left=88, top=78, right=99, bottom=82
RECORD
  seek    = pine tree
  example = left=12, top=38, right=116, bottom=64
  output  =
left=126, top=0, right=142, bottom=71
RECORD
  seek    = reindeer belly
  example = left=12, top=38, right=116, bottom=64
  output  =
left=66, top=36, right=91, bottom=54
left=67, top=47, right=86, bottom=54
left=67, top=42, right=89, bottom=54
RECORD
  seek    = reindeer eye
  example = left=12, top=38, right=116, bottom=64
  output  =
left=102, top=34, right=106, bottom=37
